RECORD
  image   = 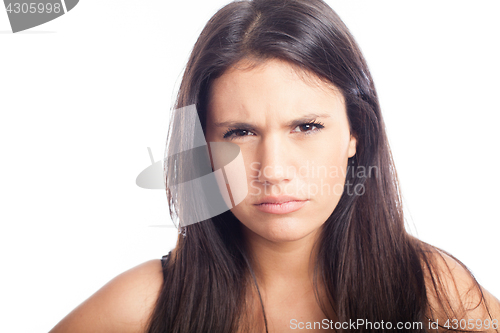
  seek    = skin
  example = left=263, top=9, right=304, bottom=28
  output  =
left=204, top=58, right=357, bottom=330
left=48, top=259, right=163, bottom=333
left=48, top=58, right=500, bottom=332
left=206, top=58, right=357, bottom=243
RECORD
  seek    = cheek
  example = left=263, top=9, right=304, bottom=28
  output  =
left=239, top=149, right=262, bottom=197
left=304, top=154, right=348, bottom=200
left=206, top=140, right=251, bottom=211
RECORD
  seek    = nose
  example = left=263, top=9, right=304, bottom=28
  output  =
left=255, top=134, right=294, bottom=185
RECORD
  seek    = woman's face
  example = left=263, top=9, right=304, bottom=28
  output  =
left=205, top=59, right=356, bottom=243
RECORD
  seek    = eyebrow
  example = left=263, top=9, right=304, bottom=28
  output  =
left=213, top=113, right=331, bottom=129
left=285, top=113, right=331, bottom=128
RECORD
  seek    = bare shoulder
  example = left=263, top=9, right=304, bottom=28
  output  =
left=49, top=259, right=164, bottom=333
left=421, top=247, right=500, bottom=326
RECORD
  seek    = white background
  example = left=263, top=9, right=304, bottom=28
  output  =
left=0, top=1, right=498, bottom=332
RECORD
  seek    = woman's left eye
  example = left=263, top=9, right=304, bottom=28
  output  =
left=292, top=122, right=325, bottom=134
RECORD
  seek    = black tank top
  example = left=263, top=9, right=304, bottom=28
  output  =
left=160, top=252, right=171, bottom=282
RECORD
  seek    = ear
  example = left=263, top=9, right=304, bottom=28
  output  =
left=348, top=133, right=357, bottom=158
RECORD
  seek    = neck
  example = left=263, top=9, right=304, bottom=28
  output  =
left=242, top=225, right=322, bottom=293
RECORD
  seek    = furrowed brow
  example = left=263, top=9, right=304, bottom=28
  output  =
left=213, top=121, right=256, bottom=130
left=213, top=113, right=331, bottom=129
left=285, top=113, right=331, bottom=128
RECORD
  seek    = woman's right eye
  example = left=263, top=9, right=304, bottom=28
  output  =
left=223, top=129, right=256, bottom=139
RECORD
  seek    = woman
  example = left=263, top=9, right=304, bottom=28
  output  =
left=49, top=0, right=500, bottom=332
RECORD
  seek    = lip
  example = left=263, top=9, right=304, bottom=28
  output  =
left=254, top=196, right=308, bottom=214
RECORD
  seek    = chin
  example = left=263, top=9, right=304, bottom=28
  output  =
left=241, top=217, right=322, bottom=243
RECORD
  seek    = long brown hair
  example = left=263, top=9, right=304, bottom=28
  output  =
left=147, top=0, right=496, bottom=332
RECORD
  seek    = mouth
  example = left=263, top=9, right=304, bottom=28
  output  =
left=253, top=196, right=308, bottom=214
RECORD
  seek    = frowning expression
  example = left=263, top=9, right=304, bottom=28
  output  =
left=205, top=58, right=356, bottom=243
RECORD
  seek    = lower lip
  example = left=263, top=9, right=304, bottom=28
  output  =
left=254, top=200, right=308, bottom=214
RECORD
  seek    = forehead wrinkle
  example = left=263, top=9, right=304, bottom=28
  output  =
left=207, top=58, right=345, bottom=129
left=208, top=78, right=271, bottom=128
left=210, top=57, right=342, bottom=105
left=252, top=59, right=345, bottom=117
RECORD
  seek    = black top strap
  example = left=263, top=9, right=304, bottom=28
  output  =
left=160, top=251, right=171, bottom=282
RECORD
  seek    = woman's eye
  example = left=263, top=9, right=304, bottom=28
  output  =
left=223, top=129, right=255, bottom=139
left=292, top=122, right=324, bottom=133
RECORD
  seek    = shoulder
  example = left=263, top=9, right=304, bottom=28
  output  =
left=420, top=246, right=500, bottom=326
left=49, top=259, right=165, bottom=333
